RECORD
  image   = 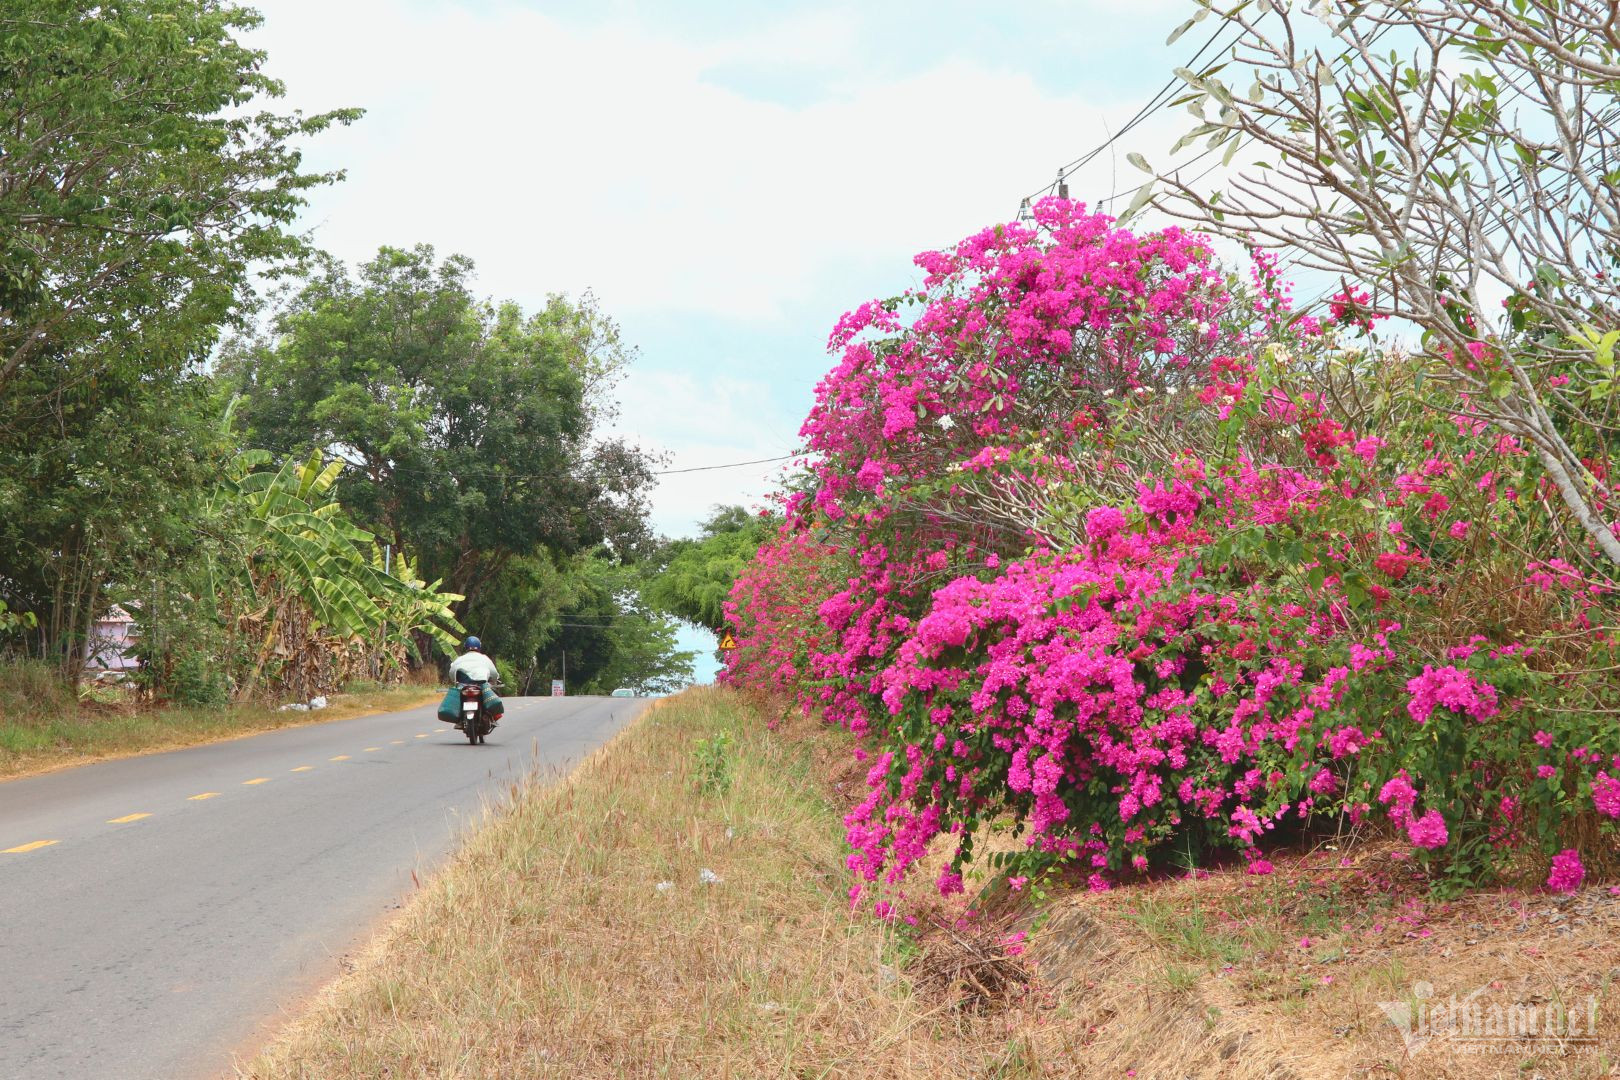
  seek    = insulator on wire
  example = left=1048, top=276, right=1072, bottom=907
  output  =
left=1017, top=197, right=1033, bottom=222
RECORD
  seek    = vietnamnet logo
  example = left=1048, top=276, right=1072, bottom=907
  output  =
left=1377, top=981, right=1600, bottom=1056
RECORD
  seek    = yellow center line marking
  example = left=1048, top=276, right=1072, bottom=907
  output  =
left=414, top=733, right=431, bottom=738
left=363, top=747, right=382, bottom=752
left=107, top=813, right=151, bottom=824
left=330, top=755, right=350, bottom=761
left=188, top=792, right=220, bottom=801
left=390, top=740, right=405, bottom=745
left=3, top=840, right=58, bottom=854
left=290, top=766, right=314, bottom=772
left=243, top=778, right=271, bottom=785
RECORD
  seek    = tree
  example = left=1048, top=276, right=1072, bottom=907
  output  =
left=459, top=550, right=574, bottom=694
left=213, top=449, right=463, bottom=689
left=222, top=246, right=658, bottom=617
left=0, top=360, right=225, bottom=679
left=466, top=549, right=695, bottom=695
left=0, top=0, right=356, bottom=679
left=0, top=0, right=359, bottom=395
left=1153, top=0, right=1620, bottom=571
left=554, top=555, right=696, bottom=696
left=644, top=506, right=780, bottom=632
left=132, top=445, right=466, bottom=703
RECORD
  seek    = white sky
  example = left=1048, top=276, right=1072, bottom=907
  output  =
left=245, top=0, right=1210, bottom=679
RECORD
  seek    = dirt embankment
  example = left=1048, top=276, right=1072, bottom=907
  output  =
left=1013, top=844, right=1620, bottom=1079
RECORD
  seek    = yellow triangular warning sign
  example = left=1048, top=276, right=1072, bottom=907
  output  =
left=719, top=631, right=738, bottom=651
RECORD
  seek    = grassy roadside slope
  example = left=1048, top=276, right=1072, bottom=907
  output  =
left=241, top=686, right=1031, bottom=1079
left=1022, top=845, right=1620, bottom=1079
left=0, top=664, right=439, bottom=780
left=237, top=682, right=1620, bottom=1079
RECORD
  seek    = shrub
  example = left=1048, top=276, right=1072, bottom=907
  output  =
left=0, top=660, right=75, bottom=721
left=166, top=653, right=229, bottom=707
left=725, top=201, right=1620, bottom=908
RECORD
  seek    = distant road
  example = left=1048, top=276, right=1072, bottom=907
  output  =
left=0, top=694, right=646, bottom=1080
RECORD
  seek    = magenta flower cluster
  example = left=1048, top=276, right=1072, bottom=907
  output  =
left=723, top=199, right=1620, bottom=907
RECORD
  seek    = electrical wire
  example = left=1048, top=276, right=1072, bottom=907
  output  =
left=1031, top=12, right=1397, bottom=220
left=317, top=451, right=800, bottom=485
left=653, top=454, right=796, bottom=476
left=1019, top=21, right=1237, bottom=206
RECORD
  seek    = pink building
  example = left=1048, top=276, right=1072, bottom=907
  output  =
left=85, top=606, right=138, bottom=672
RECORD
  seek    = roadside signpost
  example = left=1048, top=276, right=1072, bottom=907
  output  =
left=550, top=679, right=565, bottom=697
left=718, top=631, right=738, bottom=651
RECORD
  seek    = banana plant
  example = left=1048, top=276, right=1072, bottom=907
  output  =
left=206, top=448, right=464, bottom=692
left=365, top=544, right=465, bottom=655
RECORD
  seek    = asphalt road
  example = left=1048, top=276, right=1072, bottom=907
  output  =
left=0, top=694, right=646, bottom=1080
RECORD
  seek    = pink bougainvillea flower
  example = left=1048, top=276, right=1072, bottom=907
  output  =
left=1406, top=811, right=1449, bottom=850
left=1547, top=850, right=1585, bottom=894
left=722, top=197, right=1614, bottom=917
left=1592, top=774, right=1620, bottom=819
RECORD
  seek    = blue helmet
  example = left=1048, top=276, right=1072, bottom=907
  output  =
left=463, top=636, right=482, bottom=652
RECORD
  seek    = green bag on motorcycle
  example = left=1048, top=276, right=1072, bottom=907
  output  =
left=437, top=684, right=504, bottom=723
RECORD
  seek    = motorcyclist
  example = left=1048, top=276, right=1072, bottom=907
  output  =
left=445, top=635, right=504, bottom=726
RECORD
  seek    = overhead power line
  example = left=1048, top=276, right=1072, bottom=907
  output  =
left=1033, top=17, right=1395, bottom=226
left=312, top=451, right=800, bottom=485
left=1020, top=21, right=1236, bottom=208
left=653, top=454, right=796, bottom=476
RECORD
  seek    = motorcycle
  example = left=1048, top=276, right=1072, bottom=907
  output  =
left=456, top=681, right=497, bottom=745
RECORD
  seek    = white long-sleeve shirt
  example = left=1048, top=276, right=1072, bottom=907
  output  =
left=449, top=651, right=498, bottom=683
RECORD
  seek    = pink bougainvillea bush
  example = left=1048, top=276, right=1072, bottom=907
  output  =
left=724, top=198, right=1620, bottom=907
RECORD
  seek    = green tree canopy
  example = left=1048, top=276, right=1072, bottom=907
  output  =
left=0, top=0, right=356, bottom=679
left=0, top=359, right=227, bottom=677
left=645, top=506, right=780, bottom=632
left=0, top=0, right=359, bottom=394
left=221, top=245, right=658, bottom=614
left=465, top=549, right=695, bottom=696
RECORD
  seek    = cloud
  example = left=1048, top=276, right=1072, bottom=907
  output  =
left=250, top=0, right=1181, bottom=322
left=246, top=0, right=1209, bottom=540
left=608, top=370, right=799, bottom=536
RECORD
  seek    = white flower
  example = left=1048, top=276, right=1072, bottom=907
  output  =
left=699, top=868, right=722, bottom=885
left=656, top=880, right=674, bottom=894
left=937, top=414, right=956, bottom=431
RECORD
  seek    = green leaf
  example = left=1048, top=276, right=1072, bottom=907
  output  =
left=1222, top=133, right=1243, bottom=166
left=1121, top=180, right=1155, bottom=222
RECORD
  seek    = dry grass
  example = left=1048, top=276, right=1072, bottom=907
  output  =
left=236, top=686, right=1620, bottom=1078
left=0, top=665, right=438, bottom=780
left=240, top=687, right=1047, bottom=1079
left=1026, top=840, right=1620, bottom=1079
